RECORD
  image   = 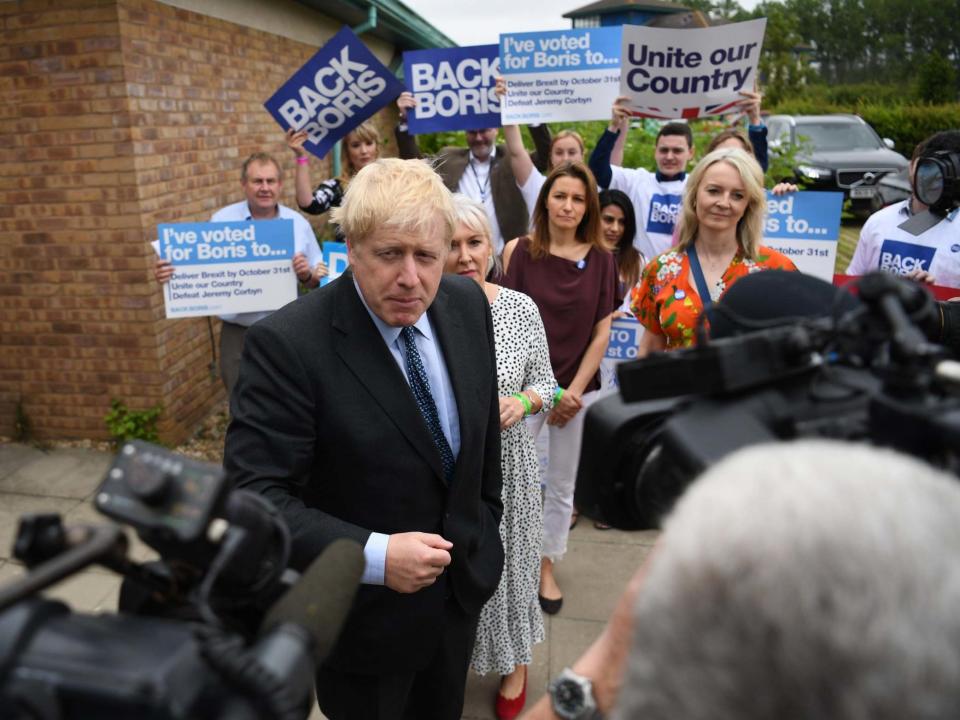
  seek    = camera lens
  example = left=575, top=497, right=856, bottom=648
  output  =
left=915, top=158, right=944, bottom=207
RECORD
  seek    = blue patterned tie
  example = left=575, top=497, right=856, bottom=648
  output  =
left=400, top=326, right=455, bottom=483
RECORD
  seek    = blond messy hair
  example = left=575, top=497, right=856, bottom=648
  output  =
left=677, top=148, right=766, bottom=260
left=332, top=158, right=456, bottom=245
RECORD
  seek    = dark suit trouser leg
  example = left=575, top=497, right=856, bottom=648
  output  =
left=316, top=595, right=478, bottom=720
left=219, top=320, right=247, bottom=397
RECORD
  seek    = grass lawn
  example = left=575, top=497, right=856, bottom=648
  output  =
left=836, top=219, right=862, bottom=273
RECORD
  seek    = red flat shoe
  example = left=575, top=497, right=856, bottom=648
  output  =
left=495, top=667, right=527, bottom=720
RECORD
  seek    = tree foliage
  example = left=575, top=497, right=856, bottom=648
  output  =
left=697, top=0, right=959, bottom=103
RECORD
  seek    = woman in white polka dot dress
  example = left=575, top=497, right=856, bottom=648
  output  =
left=445, top=194, right=556, bottom=720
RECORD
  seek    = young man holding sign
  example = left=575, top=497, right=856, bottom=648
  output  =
left=155, top=153, right=326, bottom=395
left=589, top=99, right=695, bottom=261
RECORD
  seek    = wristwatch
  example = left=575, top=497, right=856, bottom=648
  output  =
left=548, top=667, right=602, bottom=719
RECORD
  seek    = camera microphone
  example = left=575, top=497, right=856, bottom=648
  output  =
left=707, top=270, right=861, bottom=340
left=259, top=538, right=365, bottom=663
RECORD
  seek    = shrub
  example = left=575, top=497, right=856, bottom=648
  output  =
left=916, top=54, right=958, bottom=105
left=104, top=399, right=162, bottom=446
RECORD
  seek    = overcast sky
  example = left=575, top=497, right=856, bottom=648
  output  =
left=403, top=0, right=764, bottom=46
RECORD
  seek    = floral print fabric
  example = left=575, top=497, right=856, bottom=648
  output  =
left=630, top=245, right=797, bottom=349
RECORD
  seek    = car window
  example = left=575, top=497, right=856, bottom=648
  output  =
left=795, top=122, right=882, bottom=151
left=767, top=120, right=789, bottom=143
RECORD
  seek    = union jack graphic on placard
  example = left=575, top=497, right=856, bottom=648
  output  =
left=628, top=99, right=742, bottom=120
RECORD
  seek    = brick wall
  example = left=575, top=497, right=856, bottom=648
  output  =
left=0, top=0, right=399, bottom=443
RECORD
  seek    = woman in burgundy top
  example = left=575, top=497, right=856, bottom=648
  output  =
left=502, top=161, right=618, bottom=615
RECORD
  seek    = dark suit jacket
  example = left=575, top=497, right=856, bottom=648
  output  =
left=395, top=125, right=552, bottom=243
left=224, top=273, right=504, bottom=674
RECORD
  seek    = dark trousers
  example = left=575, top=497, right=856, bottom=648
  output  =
left=316, top=597, right=478, bottom=720
left=219, top=320, right=247, bottom=397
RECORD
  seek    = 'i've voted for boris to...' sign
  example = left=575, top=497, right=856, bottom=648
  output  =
left=499, top=28, right=621, bottom=125
left=264, top=27, right=404, bottom=159
left=158, top=221, right=297, bottom=319
left=606, top=317, right=643, bottom=361
left=762, top=191, right=843, bottom=281
left=320, top=241, right=349, bottom=286
left=620, top=18, right=766, bottom=119
left=402, top=45, right=500, bottom=134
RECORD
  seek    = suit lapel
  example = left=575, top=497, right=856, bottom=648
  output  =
left=331, top=278, right=447, bottom=484
left=429, top=282, right=484, bottom=479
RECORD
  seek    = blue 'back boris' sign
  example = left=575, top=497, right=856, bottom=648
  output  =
left=402, top=45, right=501, bottom=135
left=264, top=27, right=404, bottom=159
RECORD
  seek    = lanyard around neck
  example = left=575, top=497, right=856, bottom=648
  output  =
left=686, top=244, right=714, bottom=310
left=468, top=158, right=491, bottom=201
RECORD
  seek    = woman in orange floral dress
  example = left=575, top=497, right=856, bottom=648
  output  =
left=631, top=148, right=797, bottom=354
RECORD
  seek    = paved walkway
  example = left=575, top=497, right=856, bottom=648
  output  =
left=0, top=442, right=655, bottom=719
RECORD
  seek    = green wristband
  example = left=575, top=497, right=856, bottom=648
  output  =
left=553, top=387, right=564, bottom=405
left=513, top=392, right=532, bottom=415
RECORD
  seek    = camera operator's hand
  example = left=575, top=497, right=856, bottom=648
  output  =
left=384, top=532, right=452, bottom=593
left=546, top=389, right=583, bottom=428
left=521, top=557, right=651, bottom=719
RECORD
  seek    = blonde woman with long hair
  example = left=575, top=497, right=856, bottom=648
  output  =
left=631, top=148, right=797, bottom=355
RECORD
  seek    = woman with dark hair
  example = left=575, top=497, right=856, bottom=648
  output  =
left=592, top=189, right=643, bottom=530
left=598, top=188, right=642, bottom=302
left=502, top=161, right=618, bottom=616
left=496, top=78, right=628, bottom=223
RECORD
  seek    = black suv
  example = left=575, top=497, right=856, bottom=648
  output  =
left=767, top=114, right=909, bottom=219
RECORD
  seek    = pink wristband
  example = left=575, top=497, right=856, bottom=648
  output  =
left=296, top=156, right=309, bottom=165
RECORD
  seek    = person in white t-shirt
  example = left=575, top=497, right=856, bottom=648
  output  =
left=589, top=98, right=696, bottom=261
left=848, top=130, right=960, bottom=289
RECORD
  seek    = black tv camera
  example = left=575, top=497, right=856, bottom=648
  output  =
left=576, top=272, right=960, bottom=530
left=0, top=441, right=363, bottom=720
left=899, top=141, right=960, bottom=235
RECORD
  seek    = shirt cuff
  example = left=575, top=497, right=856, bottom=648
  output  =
left=361, top=531, right=390, bottom=585
left=748, top=122, right=766, bottom=131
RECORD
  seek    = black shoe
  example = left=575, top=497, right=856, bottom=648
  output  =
left=538, top=594, right=563, bottom=615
